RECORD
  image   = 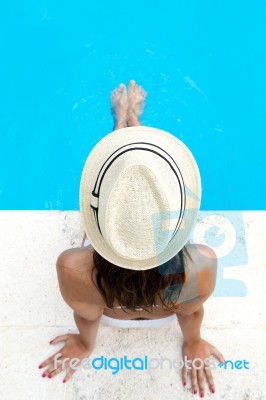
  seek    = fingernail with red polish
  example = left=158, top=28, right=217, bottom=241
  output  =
left=193, top=389, right=197, bottom=394
left=38, top=365, right=43, bottom=369
left=200, top=393, right=204, bottom=398
left=211, top=389, right=215, bottom=393
left=63, top=379, right=66, bottom=383
left=49, top=340, right=53, bottom=344
left=42, top=373, right=46, bottom=378
left=183, top=382, right=186, bottom=386
left=48, top=374, right=52, bottom=379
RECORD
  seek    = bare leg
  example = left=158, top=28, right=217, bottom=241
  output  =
left=127, top=80, right=147, bottom=127
left=111, top=83, right=128, bottom=131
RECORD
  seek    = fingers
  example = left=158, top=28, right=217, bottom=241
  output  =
left=51, top=365, right=64, bottom=379
left=44, top=357, right=73, bottom=379
left=40, top=351, right=81, bottom=383
left=45, top=362, right=64, bottom=379
left=197, top=368, right=205, bottom=396
left=63, top=365, right=78, bottom=383
left=187, top=366, right=216, bottom=396
left=191, top=367, right=198, bottom=395
left=182, top=365, right=188, bottom=386
left=39, top=334, right=70, bottom=371
left=50, top=334, right=70, bottom=345
left=205, top=367, right=215, bottom=394
left=39, top=352, right=63, bottom=371
left=190, top=367, right=215, bottom=396
left=211, top=346, right=226, bottom=364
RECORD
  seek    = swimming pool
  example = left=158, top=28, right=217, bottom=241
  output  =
left=0, top=1, right=265, bottom=210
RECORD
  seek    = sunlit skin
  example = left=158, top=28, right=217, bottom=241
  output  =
left=111, top=79, right=147, bottom=129
left=38, top=80, right=225, bottom=396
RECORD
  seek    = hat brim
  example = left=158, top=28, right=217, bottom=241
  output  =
left=79, top=126, right=201, bottom=270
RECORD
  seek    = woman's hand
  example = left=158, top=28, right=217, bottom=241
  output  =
left=182, top=338, right=226, bottom=397
left=38, top=334, right=93, bottom=382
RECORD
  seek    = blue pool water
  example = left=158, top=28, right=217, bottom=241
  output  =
left=0, top=1, right=265, bottom=210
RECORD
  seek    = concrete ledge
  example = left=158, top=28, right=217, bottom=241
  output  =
left=0, top=211, right=265, bottom=399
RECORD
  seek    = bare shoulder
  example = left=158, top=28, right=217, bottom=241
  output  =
left=184, top=243, right=217, bottom=267
left=56, top=245, right=99, bottom=304
left=56, top=245, right=93, bottom=272
left=183, top=243, right=217, bottom=296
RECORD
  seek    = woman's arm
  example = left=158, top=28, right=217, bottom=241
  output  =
left=176, top=244, right=217, bottom=317
left=56, top=251, right=104, bottom=349
left=175, top=246, right=226, bottom=397
left=73, top=310, right=103, bottom=349
left=178, top=301, right=225, bottom=397
left=177, top=304, right=204, bottom=344
left=39, top=251, right=105, bottom=382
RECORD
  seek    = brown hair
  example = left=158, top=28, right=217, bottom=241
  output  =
left=91, top=246, right=192, bottom=314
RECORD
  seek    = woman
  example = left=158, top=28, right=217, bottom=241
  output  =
left=39, top=80, right=225, bottom=397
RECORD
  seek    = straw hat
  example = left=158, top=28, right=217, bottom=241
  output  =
left=79, top=126, right=201, bottom=270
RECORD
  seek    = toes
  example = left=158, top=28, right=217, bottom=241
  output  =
left=128, top=80, right=147, bottom=96
left=141, top=88, right=147, bottom=97
left=111, top=88, right=119, bottom=98
left=128, top=80, right=136, bottom=91
left=113, top=81, right=145, bottom=100
left=120, top=84, right=127, bottom=94
left=113, top=84, right=126, bottom=97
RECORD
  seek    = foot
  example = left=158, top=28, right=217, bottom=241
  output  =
left=127, top=80, right=147, bottom=126
left=111, top=83, right=128, bottom=129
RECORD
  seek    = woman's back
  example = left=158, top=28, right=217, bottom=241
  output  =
left=56, top=242, right=212, bottom=320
